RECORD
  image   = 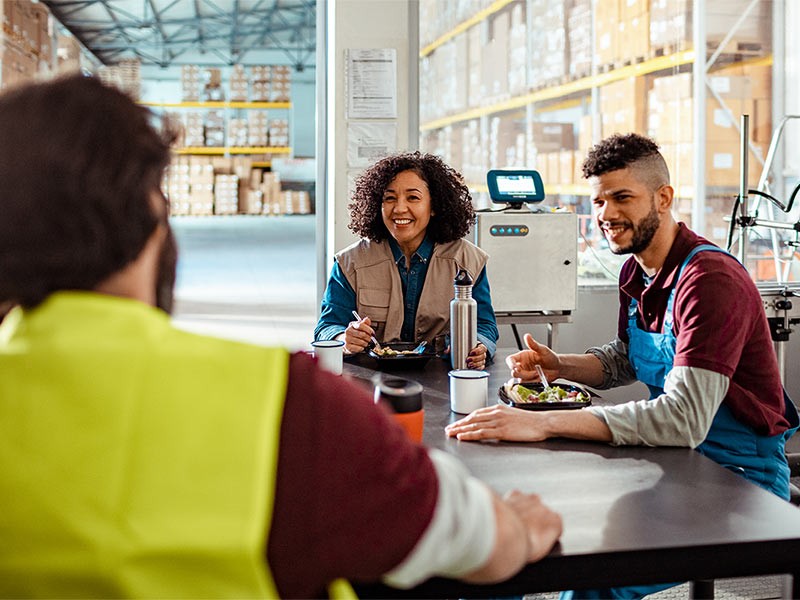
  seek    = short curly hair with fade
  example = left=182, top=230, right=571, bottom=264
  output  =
left=582, top=133, right=670, bottom=191
left=347, top=151, right=475, bottom=243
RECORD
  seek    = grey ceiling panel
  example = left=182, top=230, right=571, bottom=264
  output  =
left=43, top=0, right=316, bottom=70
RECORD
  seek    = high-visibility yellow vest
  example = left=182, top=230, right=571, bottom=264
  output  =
left=0, top=292, right=355, bottom=599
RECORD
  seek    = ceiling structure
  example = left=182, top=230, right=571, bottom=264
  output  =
left=42, top=0, right=316, bottom=71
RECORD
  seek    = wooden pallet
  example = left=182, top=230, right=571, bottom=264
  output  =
left=707, top=38, right=768, bottom=57
left=650, top=43, right=688, bottom=59
left=569, top=65, right=592, bottom=82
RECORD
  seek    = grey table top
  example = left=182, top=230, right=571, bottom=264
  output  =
left=344, top=349, right=800, bottom=597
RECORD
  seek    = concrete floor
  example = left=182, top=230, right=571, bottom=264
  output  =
left=170, top=214, right=318, bottom=352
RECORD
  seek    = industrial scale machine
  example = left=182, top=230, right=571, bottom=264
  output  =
left=474, top=169, right=578, bottom=349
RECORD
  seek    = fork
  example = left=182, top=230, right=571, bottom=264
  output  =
left=351, top=310, right=381, bottom=351
left=535, top=364, right=551, bottom=389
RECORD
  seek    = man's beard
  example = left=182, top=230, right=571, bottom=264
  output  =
left=155, top=224, right=178, bottom=314
left=603, top=198, right=660, bottom=255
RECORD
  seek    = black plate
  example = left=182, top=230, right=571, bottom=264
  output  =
left=367, top=341, right=437, bottom=370
left=498, top=381, right=592, bottom=410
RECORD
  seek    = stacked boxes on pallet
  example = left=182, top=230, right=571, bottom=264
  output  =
left=1, top=0, right=53, bottom=91
left=189, top=157, right=215, bottom=216
left=648, top=66, right=770, bottom=193
left=229, top=64, right=248, bottom=102
left=507, top=3, right=527, bottom=96
left=528, top=0, right=567, bottom=86
left=203, top=110, right=225, bottom=147
left=248, top=111, right=269, bottom=147
left=180, top=65, right=202, bottom=101
left=529, top=123, right=576, bottom=187
left=650, top=0, right=771, bottom=53
left=97, top=59, right=141, bottom=99
left=251, top=65, right=291, bottom=102
left=600, top=77, right=649, bottom=139
left=165, top=157, right=311, bottom=217
left=568, top=0, right=592, bottom=79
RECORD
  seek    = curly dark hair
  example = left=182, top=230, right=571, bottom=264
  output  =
left=0, top=74, right=177, bottom=309
left=347, top=151, right=475, bottom=243
left=582, top=133, right=669, bottom=190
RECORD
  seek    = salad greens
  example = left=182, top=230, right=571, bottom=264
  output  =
left=513, top=383, right=589, bottom=404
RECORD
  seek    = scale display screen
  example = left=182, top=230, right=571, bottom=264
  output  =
left=487, top=170, right=545, bottom=204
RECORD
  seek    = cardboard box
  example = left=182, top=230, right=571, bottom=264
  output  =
left=741, top=63, right=772, bottom=100
left=529, top=122, right=575, bottom=153
left=547, top=152, right=561, bottom=186
left=620, top=0, right=649, bottom=21
left=752, top=98, right=772, bottom=145
left=708, top=75, right=752, bottom=100
left=568, top=0, right=592, bottom=78
left=702, top=140, right=766, bottom=188
left=600, top=76, right=649, bottom=138
left=559, top=150, right=575, bottom=185
left=578, top=114, right=594, bottom=152
left=652, top=72, right=693, bottom=103
left=594, top=0, right=619, bottom=65
left=574, top=150, right=585, bottom=184
left=1, top=0, right=13, bottom=32
left=618, top=13, right=650, bottom=60
left=481, top=31, right=508, bottom=99
left=648, top=96, right=752, bottom=145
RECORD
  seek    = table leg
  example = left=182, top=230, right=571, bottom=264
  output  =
left=511, top=323, right=523, bottom=350
left=689, top=580, right=714, bottom=599
left=787, top=573, right=798, bottom=600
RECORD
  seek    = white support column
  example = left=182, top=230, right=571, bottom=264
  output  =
left=692, top=0, right=707, bottom=236
left=316, top=0, right=415, bottom=308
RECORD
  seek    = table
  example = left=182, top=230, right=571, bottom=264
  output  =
left=494, top=310, right=573, bottom=350
left=344, top=350, right=800, bottom=598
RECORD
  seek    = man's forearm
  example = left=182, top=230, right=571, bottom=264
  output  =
left=542, top=408, right=613, bottom=442
left=557, top=352, right=607, bottom=388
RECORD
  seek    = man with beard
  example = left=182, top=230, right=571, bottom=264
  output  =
left=0, top=75, right=563, bottom=598
left=447, top=133, right=798, bottom=598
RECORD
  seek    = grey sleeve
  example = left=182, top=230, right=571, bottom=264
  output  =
left=587, top=366, right=729, bottom=447
left=585, top=337, right=638, bottom=389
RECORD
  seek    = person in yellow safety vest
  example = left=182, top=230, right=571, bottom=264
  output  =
left=0, top=75, right=563, bottom=599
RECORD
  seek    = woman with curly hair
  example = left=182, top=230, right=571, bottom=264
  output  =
left=314, top=151, right=498, bottom=369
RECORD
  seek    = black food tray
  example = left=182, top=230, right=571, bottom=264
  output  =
left=498, top=381, right=592, bottom=410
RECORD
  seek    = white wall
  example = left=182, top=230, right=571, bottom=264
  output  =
left=322, top=0, right=416, bottom=265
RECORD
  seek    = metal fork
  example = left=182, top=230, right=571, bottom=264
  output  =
left=535, top=364, right=551, bottom=389
left=351, top=310, right=381, bottom=350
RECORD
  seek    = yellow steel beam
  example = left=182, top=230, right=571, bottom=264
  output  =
left=420, top=0, right=517, bottom=57
left=421, top=50, right=696, bottom=131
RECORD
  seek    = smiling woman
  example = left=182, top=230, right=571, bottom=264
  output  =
left=314, top=151, right=499, bottom=369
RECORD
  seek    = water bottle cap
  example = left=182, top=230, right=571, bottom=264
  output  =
left=373, top=375, right=423, bottom=413
left=454, top=268, right=473, bottom=287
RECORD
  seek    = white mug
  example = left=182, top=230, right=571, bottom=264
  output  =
left=311, top=340, right=345, bottom=375
left=448, top=369, right=489, bottom=414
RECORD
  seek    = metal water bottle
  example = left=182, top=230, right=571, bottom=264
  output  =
left=450, top=268, right=477, bottom=370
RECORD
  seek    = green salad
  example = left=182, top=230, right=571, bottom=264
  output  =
left=510, top=383, right=589, bottom=404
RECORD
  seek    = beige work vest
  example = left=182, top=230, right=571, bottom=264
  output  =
left=335, top=238, right=488, bottom=346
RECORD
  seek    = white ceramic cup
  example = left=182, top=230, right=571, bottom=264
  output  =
left=448, top=369, right=489, bottom=414
left=311, top=340, right=345, bottom=375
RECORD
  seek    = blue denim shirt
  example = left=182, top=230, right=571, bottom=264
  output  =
left=314, top=236, right=498, bottom=358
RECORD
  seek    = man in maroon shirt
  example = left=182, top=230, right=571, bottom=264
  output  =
left=448, top=133, right=796, bottom=495
left=447, top=131, right=799, bottom=600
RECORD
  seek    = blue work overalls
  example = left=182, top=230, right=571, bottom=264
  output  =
left=560, top=245, right=798, bottom=600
